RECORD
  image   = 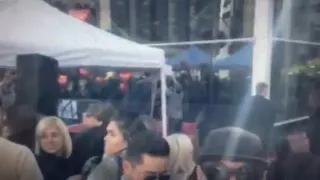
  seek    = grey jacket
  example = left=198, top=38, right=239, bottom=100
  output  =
left=87, top=156, right=121, bottom=180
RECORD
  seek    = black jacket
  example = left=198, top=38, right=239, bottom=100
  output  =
left=71, top=126, right=105, bottom=174
left=36, top=152, right=74, bottom=180
left=307, top=110, right=320, bottom=155
left=244, top=95, right=281, bottom=139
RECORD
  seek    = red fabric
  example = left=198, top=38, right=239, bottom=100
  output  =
left=182, top=122, right=196, bottom=135
left=79, top=68, right=89, bottom=77
left=70, top=9, right=90, bottom=21
left=58, top=75, right=68, bottom=85
left=120, top=82, right=128, bottom=93
left=68, top=124, right=90, bottom=133
left=120, top=72, right=132, bottom=81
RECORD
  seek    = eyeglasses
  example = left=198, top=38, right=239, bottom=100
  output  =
left=144, top=174, right=170, bottom=180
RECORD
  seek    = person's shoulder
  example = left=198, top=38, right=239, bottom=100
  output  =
left=87, top=157, right=119, bottom=180
left=253, top=95, right=273, bottom=104
left=0, top=137, right=29, bottom=155
left=0, top=138, right=43, bottom=180
left=74, top=127, right=99, bottom=141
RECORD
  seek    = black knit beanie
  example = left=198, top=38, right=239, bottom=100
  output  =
left=199, top=127, right=267, bottom=166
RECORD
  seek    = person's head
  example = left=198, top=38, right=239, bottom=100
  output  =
left=287, top=132, right=310, bottom=153
left=104, top=114, right=147, bottom=156
left=166, top=77, right=174, bottom=87
left=199, top=127, right=267, bottom=180
left=256, top=82, right=268, bottom=97
left=35, top=116, right=72, bottom=157
left=123, top=130, right=170, bottom=180
left=135, top=115, right=158, bottom=132
left=5, top=104, right=37, bottom=133
left=82, top=102, right=116, bottom=128
left=166, top=133, right=196, bottom=180
left=5, top=105, right=37, bottom=150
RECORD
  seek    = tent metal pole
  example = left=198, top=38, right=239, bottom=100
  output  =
left=252, top=0, right=274, bottom=97
left=160, top=67, right=168, bottom=137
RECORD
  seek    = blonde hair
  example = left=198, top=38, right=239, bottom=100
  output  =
left=166, top=133, right=196, bottom=180
left=35, top=116, right=72, bottom=158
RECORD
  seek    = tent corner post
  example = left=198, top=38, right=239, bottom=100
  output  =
left=160, top=67, right=168, bottom=137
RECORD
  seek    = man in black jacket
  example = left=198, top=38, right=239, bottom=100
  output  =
left=240, top=82, right=281, bottom=156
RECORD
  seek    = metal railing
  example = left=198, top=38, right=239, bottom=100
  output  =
left=273, top=116, right=309, bottom=127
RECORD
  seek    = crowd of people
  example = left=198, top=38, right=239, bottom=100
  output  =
left=1, top=85, right=320, bottom=180
left=2, top=64, right=320, bottom=180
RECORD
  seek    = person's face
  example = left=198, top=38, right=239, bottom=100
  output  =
left=40, top=126, right=64, bottom=155
left=201, top=160, right=258, bottom=180
left=261, top=88, right=268, bottom=97
left=287, top=132, right=310, bottom=153
left=104, top=121, right=126, bottom=155
left=82, top=113, right=101, bottom=127
left=123, top=154, right=169, bottom=180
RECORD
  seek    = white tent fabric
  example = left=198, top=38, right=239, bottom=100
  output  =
left=0, top=0, right=165, bottom=69
left=0, top=0, right=169, bottom=136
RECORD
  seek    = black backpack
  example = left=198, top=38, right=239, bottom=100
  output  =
left=81, top=156, right=102, bottom=179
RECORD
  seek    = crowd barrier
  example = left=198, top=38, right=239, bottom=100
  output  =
left=273, top=116, right=309, bottom=127
left=58, top=99, right=101, bottom=125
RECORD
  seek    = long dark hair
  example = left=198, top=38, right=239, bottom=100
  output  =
left=111, top=113, right=148, bottom=142
left=5, top=105, right=37, bottom=151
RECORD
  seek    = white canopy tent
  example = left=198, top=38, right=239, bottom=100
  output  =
left=0, top=0, right=169, bottom=136
left=0, top=0, right=165, bottom=68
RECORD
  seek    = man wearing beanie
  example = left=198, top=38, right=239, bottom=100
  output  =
left=198, top=127, right=267, bottom=180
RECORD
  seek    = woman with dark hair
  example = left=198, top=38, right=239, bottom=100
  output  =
left=0, top=106, right=43, bottom=180
left=85, top=114, right=152, bottom=180
left=104, top=114, right=148, bottom=156
left=4, top=104, right=37, bottom=151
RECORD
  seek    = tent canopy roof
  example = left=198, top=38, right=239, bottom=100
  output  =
left=214, top=44, right=252, bottom=69
left=0, top=0, right=165, bottom=69
left=167, top=46, right=212, bottom=67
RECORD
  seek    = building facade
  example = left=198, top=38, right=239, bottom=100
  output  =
left=107, top=0, right=253, bottom=43
left=45, top=0, right=255, bottom=44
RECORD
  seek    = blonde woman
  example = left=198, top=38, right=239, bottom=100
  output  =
left=166, top=133, right=197, bottom=180
left=35, top=116, right=75, bottom=180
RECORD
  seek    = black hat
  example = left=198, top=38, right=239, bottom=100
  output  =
left=198, top=127, right=266, bottom=166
